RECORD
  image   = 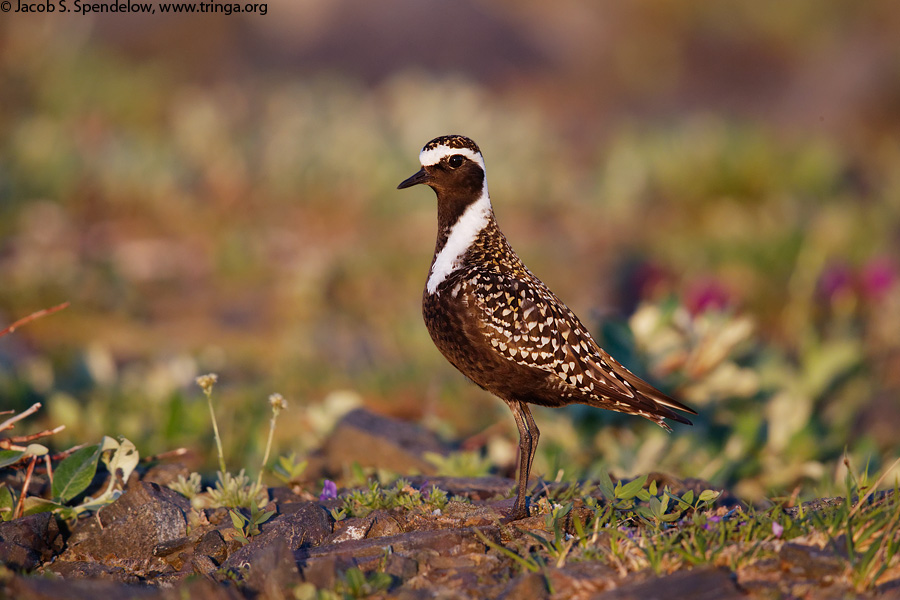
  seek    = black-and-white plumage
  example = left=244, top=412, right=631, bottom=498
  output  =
left=398, top=135, right=696, bottom=521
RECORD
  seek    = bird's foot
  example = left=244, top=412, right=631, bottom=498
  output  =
left=501, top=503, right=530, bottom=524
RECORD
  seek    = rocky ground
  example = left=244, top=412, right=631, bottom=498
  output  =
left=2, top=409, right=899, bottom=599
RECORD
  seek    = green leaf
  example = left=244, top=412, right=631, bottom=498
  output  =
left=52, top=444, right=101, bottom=503
left=23, top=496, right=64, bottom=516
left=698, top=490, right=720, bottom=504
left=0, top=450, right=25, bottom=469
left=254, top=509, right=276, bottom=526
left=0, top=484, right=15, bottom=521
left=597, top=472, right=615, bottom=501
left=230, top=509, right=246, bottom=530
left=616, top=474, right=648, bottom=500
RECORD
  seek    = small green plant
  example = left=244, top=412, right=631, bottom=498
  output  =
left=473, top=527, right=546, bottom=574
left=257, top=393, right=287, bottom=491
left=524, top=503, right=578, bottom=568
left=168, top=472, right=203, bottom=500
left=335, top=566, right=393, bottom=598
left=206, top=469, right=266, bottom=509
left=273, top=452, right=308, bottom=486
left=168, top=376, right=291, bottom=510
left=338, top=479, right=450, bottom=519
left=230, top=500, right=276, bottom=546
left=196, top=373, right=227, bottom=475
left=820, top=456, right=900, bottom=591
left=292, top=582, right=340, bottom=600
left=424, top=450, right=493, bottom=478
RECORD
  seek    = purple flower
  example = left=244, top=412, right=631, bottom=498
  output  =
left=818, top=262, right=854, bottom=302
left=320, top=479, right=338, bottom=501
left=860, top=258, right=896, bottom=302
left=684, top=277, right=731, bottom=315
left=772, top=521, right=784, bottom=538
left=703, top=514, right=722, bottom=530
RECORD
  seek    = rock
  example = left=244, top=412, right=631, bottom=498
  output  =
left=778, top=543, right=844, bottom=582
left=59, top=480, right=191, bottom=576
left=220, top=537, right=301, bottom=595
left=4, top=576, right=159, bottom=600
left=5, top=575, right=243, bottom=600
left=596, top=566, right=743, bottom=600
left=255, top=501, right=333, bottom=550
left=43, top=560, right=143, bottom=583
left=327, top=509, right=403, bottom=543
left=500, top=572, right=549, bottom=600
left=0, top=512, right=63, bottom=571
left=545, top=562, right=619, bottom=598
left=194, top=529, right=229, bottom=565
left=218, top=502, right=330, bottom=591
left=315, top=408, right=451, bottom=476
left=366, top=510, right=404, bottom=538
left=406, top=475, right=516, bottom=501
left=140, top=463, right=191, bottom=487
left=297, top=526, right=500, bottom=588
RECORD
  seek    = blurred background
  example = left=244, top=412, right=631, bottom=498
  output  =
left=1, top=0, right=899, bottom=500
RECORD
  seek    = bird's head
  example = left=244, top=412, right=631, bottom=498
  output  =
left=397, top=135, right=486, bottom=199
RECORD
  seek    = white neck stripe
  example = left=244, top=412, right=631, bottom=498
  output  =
left=426, top=186, right=492, bottom=294
left=419, top=146, right=485, bottom=171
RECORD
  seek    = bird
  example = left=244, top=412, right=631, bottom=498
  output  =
left=398, top=134, right=697, bottom=521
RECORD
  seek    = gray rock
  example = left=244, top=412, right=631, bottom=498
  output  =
left=43, top=560, right=142, bottom=583
left=4, top=576, right=158, bottom=600
left=597, top=566, right=743, bottom=600
left=297, top=525, right=500, bottom=587
left=0, top=512, right=63, bottom=571
left=220, top=537, right=301, bottom=595
left=218, top=502, right=330, bottom=591
left=255, top=501, right=333, bottom=550
left=60, top=480, right=191, bottom=576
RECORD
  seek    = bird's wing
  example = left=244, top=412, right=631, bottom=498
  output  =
left=469, top=270, right=695, bottom=424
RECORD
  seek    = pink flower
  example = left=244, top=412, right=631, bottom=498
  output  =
left=685, top=277, right=731, bottom=315
left=772, top=521, right=784, bottom=538
left=860, top=258, right=896, bottom=302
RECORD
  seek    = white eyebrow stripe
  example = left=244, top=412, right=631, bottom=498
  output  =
left=419, top=145, right=485, bottom=171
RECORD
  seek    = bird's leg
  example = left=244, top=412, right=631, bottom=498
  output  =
left=523, top=402, right=540, bottom=489
left=504, top=400, right=539, bottom=522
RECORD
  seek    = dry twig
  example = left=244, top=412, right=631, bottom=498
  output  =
left=0, top=301, right=70, bottom=339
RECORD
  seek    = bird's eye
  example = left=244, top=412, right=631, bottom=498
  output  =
left=448, top=155, right=465, bottom=169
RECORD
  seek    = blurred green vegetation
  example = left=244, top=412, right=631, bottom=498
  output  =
left=1, top=6, right=899, bottom=502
